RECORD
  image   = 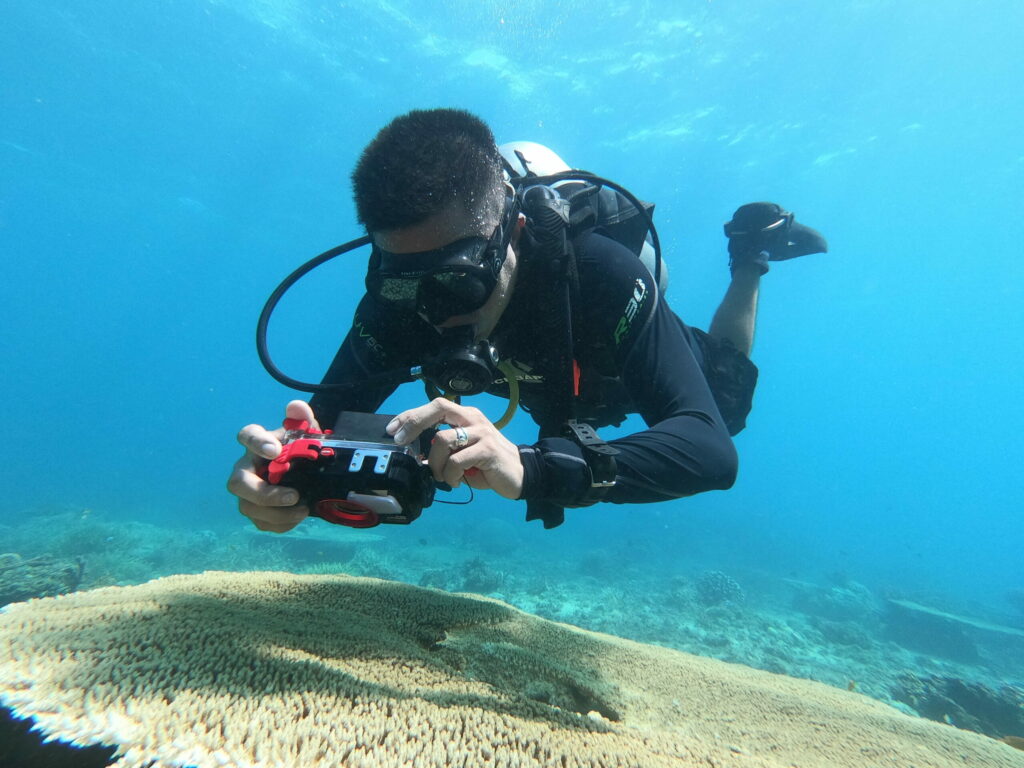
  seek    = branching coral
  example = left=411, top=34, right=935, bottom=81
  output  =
left=2, top=571, right=1023, bottom=768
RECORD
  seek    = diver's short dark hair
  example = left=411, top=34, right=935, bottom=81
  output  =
left=352, top=108, right=505, bottom=233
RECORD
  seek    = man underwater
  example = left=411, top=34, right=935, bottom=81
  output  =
left=228, top=108, right=827, bottom=530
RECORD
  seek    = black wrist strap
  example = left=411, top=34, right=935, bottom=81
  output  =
left=565, top=420, right=618, bottom=503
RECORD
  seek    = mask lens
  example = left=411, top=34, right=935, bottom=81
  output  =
left=374, top=276, right=420, bottom=307
left=419, top=270, right=490, bottom=324
left=368, top=230, right=505, bottom=323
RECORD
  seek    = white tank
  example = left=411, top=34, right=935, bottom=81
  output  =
left=499, top=141, right=571, bottom=180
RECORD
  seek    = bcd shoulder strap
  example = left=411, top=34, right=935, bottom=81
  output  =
left=520, top=184, right=619, bottom=523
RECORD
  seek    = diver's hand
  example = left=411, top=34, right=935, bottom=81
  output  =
left=227, top=400, right=319, bottom=533
left=388, top=398, right=524, bottom=500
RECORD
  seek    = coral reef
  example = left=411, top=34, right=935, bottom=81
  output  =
left=412, top=557, right=506, bottom=595
left=241, top=524, right=381, bottom=564
left=0, top=553, right=82, bottom=607
left=790, top=578, right=881, bottom=624
left=695, top=569, right=745, bottom=606
left=882, top=599, right=1024, bottom=662
left=2, top=507, right=1022, bottom=754
left=893, top=674, right=1024, bottom=740
left=460, top=556, right=505, bottom=594
left=3, top=571, right=1024, bottom=768
left=417, top=567, right=449, bottom=590
left=808, top=616, right=877, bottom=649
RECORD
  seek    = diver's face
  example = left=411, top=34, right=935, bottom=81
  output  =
left=373, top=201, right=521, bottom=340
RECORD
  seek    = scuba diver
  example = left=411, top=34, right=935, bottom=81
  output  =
left=227, top=108, right=828, bottom=531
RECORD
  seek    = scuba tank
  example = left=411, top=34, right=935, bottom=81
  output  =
left=499, top=141, right=668, bottom=294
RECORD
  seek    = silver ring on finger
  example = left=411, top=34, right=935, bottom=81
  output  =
left=453, top=426, right=470, bottom=450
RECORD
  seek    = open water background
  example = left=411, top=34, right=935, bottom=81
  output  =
left=2, top=1, right=1022, bottom=619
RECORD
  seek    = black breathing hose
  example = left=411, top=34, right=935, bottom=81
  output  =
left=255, top=235, right=410, bottom=393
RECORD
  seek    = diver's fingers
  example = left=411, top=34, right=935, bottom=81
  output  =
left=387, top=398, right=483, bottom=445
left=440, top=444, right=495, bottom=488
left=284, top=399, right=321, bottom=432
left=237, top=498, right=308, bottom=533
left=462, top=467, right=491, bottom=490
left=426, top=426, right=481, bottom=481
left=226, top=453, right=300, bottom=507
left=444, top=434, right=523, bottom=499
left=236, top=423, right=282, bottom=460
left=236, top=402, right=319, bottom=461
left=231, top=401, right=318, bottom=535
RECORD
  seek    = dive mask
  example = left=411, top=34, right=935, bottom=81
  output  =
left=365, top=187, right=520, bottom=326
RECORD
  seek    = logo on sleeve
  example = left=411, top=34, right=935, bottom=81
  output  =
left=614, top=278, right=649, bottom=345
left=354, top=316, right=386, bottom=359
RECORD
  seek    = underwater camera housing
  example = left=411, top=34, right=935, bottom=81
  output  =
left=262, top=411, right=436, bottom=528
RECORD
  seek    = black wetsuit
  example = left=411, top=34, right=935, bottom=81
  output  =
left=311, top=231, right=751, bottom=528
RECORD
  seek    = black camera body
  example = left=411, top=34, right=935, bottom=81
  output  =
left=264, top=412, right=436, bottom=528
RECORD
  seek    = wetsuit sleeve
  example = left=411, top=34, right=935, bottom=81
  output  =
left=309, top=294, right=433, bottom=427
left=604, top=297, right=738, bottom=503
left=516, top=233, right=737, bottom=521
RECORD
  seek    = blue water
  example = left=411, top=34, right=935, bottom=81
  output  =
left=2, top=0, right=1021, bottom=639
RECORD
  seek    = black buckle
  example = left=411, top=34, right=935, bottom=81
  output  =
left=565, top=420, right=618, bottom=496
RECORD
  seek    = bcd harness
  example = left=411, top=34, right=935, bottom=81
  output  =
left=503, top=157, right=662, bottom=518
